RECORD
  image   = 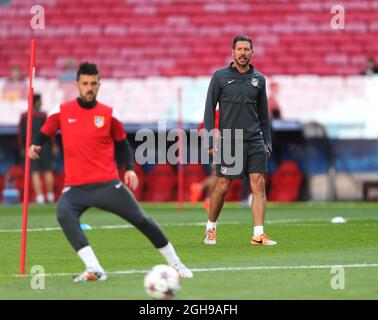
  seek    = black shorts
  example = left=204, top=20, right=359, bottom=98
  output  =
left=215, top=137, right=267, bottom=179
left=30, top=143, right=53, bottom=172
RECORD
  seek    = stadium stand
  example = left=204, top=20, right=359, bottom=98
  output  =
left=1, top=0, right=378, bottom=78
left=1, top=0, right=378, bottom=203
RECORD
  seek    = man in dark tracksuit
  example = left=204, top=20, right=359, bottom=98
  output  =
left=203, top=35, right=277, bottom=246
left=18, top=94, right=55, bottom=204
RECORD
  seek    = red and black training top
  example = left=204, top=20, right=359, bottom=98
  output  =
left=40, top=98, right=128, bottom=186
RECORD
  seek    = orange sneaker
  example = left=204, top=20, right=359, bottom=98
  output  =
left=251, top=233, right=277, bottom=246
left=202, top=198, right=210, bottom=212
left=73, top=270, right=108, bottom=283
left=190, top=183, right=203, bottom=204
left=204, top=228, right=216, bottom=245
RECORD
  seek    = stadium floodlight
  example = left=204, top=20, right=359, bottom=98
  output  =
left=19, top=39, right=36, bottom=275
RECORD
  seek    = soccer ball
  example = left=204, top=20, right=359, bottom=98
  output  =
left=144, top=265, right=181, bottom=300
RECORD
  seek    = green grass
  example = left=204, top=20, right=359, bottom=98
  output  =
left=0, top=202, right=377, bottom=299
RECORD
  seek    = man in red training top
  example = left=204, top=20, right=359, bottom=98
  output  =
left=29, top=62, right=192, bottom=282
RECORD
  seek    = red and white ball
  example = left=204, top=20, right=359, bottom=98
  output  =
left=144, top=265, right=181, bottom=300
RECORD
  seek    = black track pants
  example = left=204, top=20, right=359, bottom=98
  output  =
left=56, top=180, right=169, bottom=252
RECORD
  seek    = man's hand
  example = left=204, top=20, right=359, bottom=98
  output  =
left=124, top=170, right=139, bottom=191
left=264, top=145, right=271, bottom=158
left=208, top=129, right=220, bottom=156
left=28, top=145, right=42, bottom=159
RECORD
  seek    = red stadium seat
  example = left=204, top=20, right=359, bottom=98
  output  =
left=268, top=161, right=303, bottom=202
left=0, top=0, right=376, bottom=77
left=225, top=179, right=243, bottom=201
left=3, top=165, right=26, bottom=203
left=144, top=164, right=176, bottom=201
left=0, top=175, right=4, bottom=202
left=183, top=164, right=207, bottom=201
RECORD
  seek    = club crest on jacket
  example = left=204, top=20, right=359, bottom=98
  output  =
left=94, top=116, right=105, bottom=128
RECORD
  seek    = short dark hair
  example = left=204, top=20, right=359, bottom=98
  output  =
left=76, top=62, right=99, bottom=81
left=232, top=35, right=253, bottom=49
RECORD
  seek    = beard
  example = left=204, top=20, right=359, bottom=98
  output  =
left=82, top=92, right=96, bottom=102
left=235, top=56, right=250, bottom=67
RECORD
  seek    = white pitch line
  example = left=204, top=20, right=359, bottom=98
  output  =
left=0, top=220, right=281, bottom=233
left=1, top=217, right=377, bottom=234
left=0, top=222, right=210, bottom=233
left=190, top=263, right=378, bottom=272
left=13, top=263, right=378, bottom=278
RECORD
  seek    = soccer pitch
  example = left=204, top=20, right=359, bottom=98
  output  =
left=0, top=202, right=377, bottom=300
